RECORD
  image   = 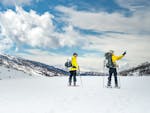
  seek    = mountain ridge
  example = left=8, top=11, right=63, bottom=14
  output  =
left=0, top=54, right=150, bottom=77
left=0, top=54, right=68, bottom=77
left=119, top=62, right=150, bottom=76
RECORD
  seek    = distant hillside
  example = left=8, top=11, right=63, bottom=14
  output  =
left=80, top=72, right=107, bottom=76
left=120, top=62, right=150, bottom=76
left=1, top=54, right=149, bottom=77
left=0, top=54, right=68, bottom=77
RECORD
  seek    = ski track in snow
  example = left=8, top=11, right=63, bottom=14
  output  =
left=0, top=73, right=150, bottom=113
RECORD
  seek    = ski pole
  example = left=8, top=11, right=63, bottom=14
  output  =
left=103, top=60, right=106, bottom=88
left=118, top=74, right=121, bottom=88
left=117, top=67, right=121, bottom=88
left=103, top=73, right=104, bottom=88
left=78, top=68, right=83, bottom=87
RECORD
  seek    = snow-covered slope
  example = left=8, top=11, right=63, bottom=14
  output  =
left=120, top=62, right=150, bottom=76
left=0, top=54, right=68, bottom=77
left=80, top=71, right=106, bottom=76
left=0, top=65, right=38, bottom=80
left=0, top=76, right=150, bottom=113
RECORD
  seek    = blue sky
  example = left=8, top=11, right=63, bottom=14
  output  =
left=0, top=0, right=150, bottom=71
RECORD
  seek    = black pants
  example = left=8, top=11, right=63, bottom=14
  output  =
left=107, top=68, right=118, bottom=86
left=69, top=70, right=77, bottom=84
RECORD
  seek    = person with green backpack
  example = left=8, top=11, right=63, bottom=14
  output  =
left=105, top=50, right=126, bottom=88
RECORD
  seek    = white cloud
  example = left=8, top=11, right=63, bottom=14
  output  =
left=0, top=24, right=13, bottom=52
left=82, top=33, right=150, bottom=67
left=0, top=7, right=87, bottom=50
left=115, top=0, right=150, bottom=11
left=55, top=6, right=150, bottom=34
left=0, top=36, right=13, bottom=52
left=55, top=25, right=86, bottom=47
left=0, top=0, right=35, bottom=6
left=18, top=49, right=67, bottom=65
left=78, top=54, right=104, bottom=72
left=0, top=6, right=61, bottom=49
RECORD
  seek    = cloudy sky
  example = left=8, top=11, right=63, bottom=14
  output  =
left=0, top=0, right=150, bottom=72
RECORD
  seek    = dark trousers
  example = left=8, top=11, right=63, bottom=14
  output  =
left=107, top=68, right=118, bottom=86
left=69, top=70, right=77, bottom=84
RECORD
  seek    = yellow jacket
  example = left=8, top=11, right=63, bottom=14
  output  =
left=70, top=56, right=78, bottom=71
left=112, top=54, right=124, bottom=67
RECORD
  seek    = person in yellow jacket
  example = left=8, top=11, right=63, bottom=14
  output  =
left=107, top=50, right=126, bottom=88
left=69, top=53, right=79, bottom=86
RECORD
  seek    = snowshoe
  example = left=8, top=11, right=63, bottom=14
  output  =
left=114, top=86, right=120, bottom=89
left=106, top=85, right=112, bottom=88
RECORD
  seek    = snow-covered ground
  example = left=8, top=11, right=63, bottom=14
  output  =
left=0, top=66, right=38, bottom=80
left=0, top=67, right=150, bottom=113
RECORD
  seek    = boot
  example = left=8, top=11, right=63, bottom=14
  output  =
left=74, top=82, right=76, bottom=86
left=107, top=82, right=112, bottom=88
left=115, top=84, right=120, bottom=88
left=107, top=82, right=111, bottom=87
left=69, top=81, right=71, bottom=86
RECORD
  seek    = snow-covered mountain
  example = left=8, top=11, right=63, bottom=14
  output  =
left=80, top=62, right=150, bottom=76
left=0, top=54, right=68, bottom=77
left=120, top=62, right=150, bottom=76
left=0, top=65, right=36, bottom=80
left=1, top=54, right=149, bottom=77
left=80, top=72, right=107, bottom=76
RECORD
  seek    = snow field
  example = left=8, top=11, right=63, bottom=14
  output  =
left=0, top=76, right=150, bottom=113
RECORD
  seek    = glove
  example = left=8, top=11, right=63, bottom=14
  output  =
left=122, top=51, right=126, bottom=56
left=72, top=66, right=76, bottom=68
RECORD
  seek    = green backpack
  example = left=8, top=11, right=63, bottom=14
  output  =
left=105, top=52, right=114, bottom=68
